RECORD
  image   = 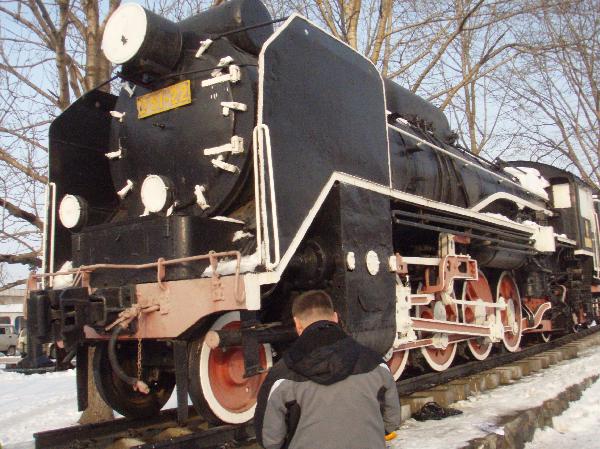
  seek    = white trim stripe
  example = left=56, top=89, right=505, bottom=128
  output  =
left=256, top=14, right=391, bottom=271
left=254, top=14, right=544, bottom=284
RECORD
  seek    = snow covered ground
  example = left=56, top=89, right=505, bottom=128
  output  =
left=0, top=369, right=80, bottom=448
left=0, top=368, right=181, bottom=449
left=1, top=345, right=600, bottom=449
left=524, top=377, right=600, bottom=449
left=390, top=344, right=600, bottom=449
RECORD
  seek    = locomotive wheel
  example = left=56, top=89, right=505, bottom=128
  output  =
left=386, top=350, right=409, bottom=381
left=462, top=271, right=494, bottom=360
left=418, top=301, right=458, bottom=371
left=496, top=272, right=523, bottom=352
left=188, top=311, right=273, bottom=424
left=93, top=342, right=175, bottom=418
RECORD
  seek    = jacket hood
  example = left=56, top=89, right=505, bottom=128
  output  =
left=283, top=320, right=382, bottom=385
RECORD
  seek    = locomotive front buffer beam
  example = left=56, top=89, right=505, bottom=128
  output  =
left=20, top=284, right=137, bottom=371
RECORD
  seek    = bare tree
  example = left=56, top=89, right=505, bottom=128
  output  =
left=0, top=0, right=120, bottom=287
left=507, top=0, right=599, bottom=187
left=1, top=0, right=122, bottom=422
left=2, top=0, right=597, bottom=268
left=274, top=0, right=562, bottom=156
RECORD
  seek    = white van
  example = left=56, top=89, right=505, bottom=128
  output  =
left=0, top=324, right=18, bottom=355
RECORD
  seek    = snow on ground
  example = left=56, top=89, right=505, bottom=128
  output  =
left=390, top=344, right=600, bottom=449
left=0, top=368, right=180, bottom=449
left=524, top=377, right=600, bottom=449
left=2, top=344, right=600, bottom=449
left=0, top=369, right=80, bottom=448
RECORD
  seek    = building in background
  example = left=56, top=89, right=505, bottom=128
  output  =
left=0, top=289, right=25, bottom=332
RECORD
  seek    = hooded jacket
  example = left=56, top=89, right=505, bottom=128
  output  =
left=254, top=321, right=401, bottom=449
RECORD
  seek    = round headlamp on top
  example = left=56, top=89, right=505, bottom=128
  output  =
left=58, top=195, right=88, bottom=230
left=141, top=175, right=173, bottom=213
left=101, top=3, right=182, bottom=83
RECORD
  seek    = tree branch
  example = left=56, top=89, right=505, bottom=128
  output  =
left=0, top=252, right=41, bottom=268
left=0, top=198, right=43, bottom=230
left=0, top=148, right=48, bottom=183
left=0, top=279, right=27, bottom=292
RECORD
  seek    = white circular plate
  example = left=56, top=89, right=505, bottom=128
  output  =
left=58, top=194, right=84, bottom=229
left=141, top=175, right=170, bottom=213
left=366, top=250, right=380, bottom=275
left=102, top=3, right=147, bottom=64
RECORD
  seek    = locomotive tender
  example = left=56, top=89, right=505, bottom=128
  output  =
left=22, top=0, right=600, bottom=424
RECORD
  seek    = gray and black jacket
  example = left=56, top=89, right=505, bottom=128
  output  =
left=254, top=321, right=401, bottom=449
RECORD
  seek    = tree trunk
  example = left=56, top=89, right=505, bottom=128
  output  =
left=79, top=346, right=114, bottom=425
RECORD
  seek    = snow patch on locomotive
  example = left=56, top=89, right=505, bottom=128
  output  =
left=504, top=166, right=550, bottom=200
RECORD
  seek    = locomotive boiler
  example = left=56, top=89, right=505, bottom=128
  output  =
left=22, top=0, right=600, bottom=425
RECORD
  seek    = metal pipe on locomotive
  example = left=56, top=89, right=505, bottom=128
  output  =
left=21, top=0, right=600, bottom=425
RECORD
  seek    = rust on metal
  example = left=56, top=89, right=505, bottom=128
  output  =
left=157, top=257, right=167, bottom=291
left=27, top=250, right=242, bottom=291
left=134, top=275, right=246, bottom=339
left=209, top=251, right=224, bottom=302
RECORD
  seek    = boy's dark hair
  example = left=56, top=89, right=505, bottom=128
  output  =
left=292, top=290, right=335, bottom=320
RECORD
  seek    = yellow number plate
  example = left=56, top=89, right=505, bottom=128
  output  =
left=136, top=80, right=192, bottom=119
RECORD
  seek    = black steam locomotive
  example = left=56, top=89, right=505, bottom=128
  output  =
left=22, top=0, right=600, bottom=425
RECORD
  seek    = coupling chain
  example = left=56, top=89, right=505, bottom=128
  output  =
left=136, top=307, right=143, bottom=382
left=137, top=336, right=143, bottom=382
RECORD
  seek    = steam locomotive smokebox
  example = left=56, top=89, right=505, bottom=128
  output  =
left=178, top=0, right=273, bottom=55
left=102, top=3, right=182, bottom=81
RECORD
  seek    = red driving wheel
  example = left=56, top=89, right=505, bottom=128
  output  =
left=462, top=271, right=494, bottom=360
left=189, top=312, right=273, bottom=424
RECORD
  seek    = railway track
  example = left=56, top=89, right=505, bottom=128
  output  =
left=34, top=326, right=600, bottom=449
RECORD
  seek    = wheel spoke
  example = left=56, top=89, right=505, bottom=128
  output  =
left=496, top=272, right=523, bottom=352
left=462, top=271, right=493, bottom=361
left=419, top=301, right=458, bottom=371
